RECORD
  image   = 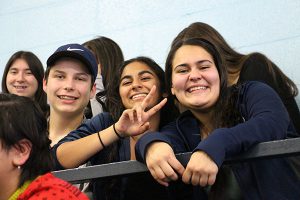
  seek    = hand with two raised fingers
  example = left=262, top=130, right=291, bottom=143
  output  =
left=182, top=151, right=218, bottom=187
left=145, top=142, right=185, bottom=187
left=114, top=86, right=167, bottom=137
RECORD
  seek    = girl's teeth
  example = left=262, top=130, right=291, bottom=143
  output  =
left=189, top=86, right=206, bottom=92
left=132, top=94, right=147, bottom=100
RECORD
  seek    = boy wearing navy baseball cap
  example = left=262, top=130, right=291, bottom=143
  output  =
left=43, top=43, right=97, bottom=147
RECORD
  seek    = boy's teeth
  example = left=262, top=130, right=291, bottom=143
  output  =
left=60, top=95, right=76, bottom=100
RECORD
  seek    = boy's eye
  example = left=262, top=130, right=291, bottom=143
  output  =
left=54, top=74, right=64, bottom=79
left=75, top=77, right=87, bottom=81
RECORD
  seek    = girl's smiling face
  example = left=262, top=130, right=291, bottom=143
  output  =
left=119, top=61, right=161, bottom=110
left=6, top=59, right=38, bottom=99
left=171, top=45, right=220, bottom=112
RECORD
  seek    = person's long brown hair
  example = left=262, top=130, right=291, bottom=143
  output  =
left=172, top=22, right=298, bottom=97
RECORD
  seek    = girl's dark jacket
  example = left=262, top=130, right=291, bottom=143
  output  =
left=136, top=81, right=300, bottom=200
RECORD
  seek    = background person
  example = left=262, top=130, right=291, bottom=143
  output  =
left=83, top=36, right=124, bottom=117
left=1, top=51, right=48, bottom=116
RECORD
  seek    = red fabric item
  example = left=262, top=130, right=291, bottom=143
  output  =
left=17, top=173, right=89, bottom=200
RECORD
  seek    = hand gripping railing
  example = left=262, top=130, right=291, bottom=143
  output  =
left=53, top=137, right=300, bottom=184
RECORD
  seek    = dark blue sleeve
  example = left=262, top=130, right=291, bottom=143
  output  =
left=135, top=121, right=187, bottom=163
left=194, top=82, right=290, bottom=167
left=51, top=112, right=113, bottom=170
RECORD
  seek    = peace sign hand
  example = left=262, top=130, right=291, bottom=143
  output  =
left=115, top=85, right=167, bottom=137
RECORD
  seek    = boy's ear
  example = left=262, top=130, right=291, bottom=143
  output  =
left=42, top=78, right=47, bottom=93
left=12, top=139, right=32, bottom=167
left=89, top=83, right=97, bottom=99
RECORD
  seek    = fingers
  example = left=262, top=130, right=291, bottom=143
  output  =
left=135, top=104, right=143, bottom=122
left=146, top=142, right=183, bottom=186
left=160, top=160, right=180, bottom=181
left=127, top=109, right=135, bottom=123
left=122, top=106, right=142, bottom=123
left=207, top=172, right=217, bottom=186
left=146, top=98, right=167, bottom=117
left=131, top=122, right=150, bottom=137
left=125, top=85, right=166, bottom=123
left=149, top=162, right=178, bottom=187
left=140, top=85, right=156, bottom=109
left=182, top=151, right=218, bottom=186
left=167, top=155, right=185, bottom=176
left=198, top=174, right=208, bottom=187
left=182, top=170, right=191, bottom=184
left=149, top=169, right=169, bottom=187
left=183, top=172, right=212, bottom=187
left=149, top=165, right=171, bottom=187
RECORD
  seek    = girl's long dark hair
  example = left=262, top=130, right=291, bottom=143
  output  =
left=167, top=38, right=246, bottom=199
left=1, top=51, right=49, bottom=116
left=102, top=57, right=178, bottom=199
left=172, top=21, right=300, bottom=136
left=166, top=38, right=235, bottom=129
left=172, top=22, right=298, bottom=97
left=83, top=36, right=124, bottom=115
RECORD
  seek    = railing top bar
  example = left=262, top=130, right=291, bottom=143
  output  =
left=53, top=138, right=300, bottom=183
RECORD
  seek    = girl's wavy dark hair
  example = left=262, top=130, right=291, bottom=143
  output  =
left=0, top=93, right=53, bottom=187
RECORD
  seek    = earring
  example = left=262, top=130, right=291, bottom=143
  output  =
left=17, top=166, right=21, bottom=169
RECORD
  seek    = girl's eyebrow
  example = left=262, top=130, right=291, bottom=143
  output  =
left=120, top=70, right=154, bottom=82
left=120, top=75, right=132, bottom=82
left=174, top=59, right=213, bottom=69
left=196, top=60, right=213, bottom=65
left=9, top=67, right=18, bottom=71
left=138, top=70, right=154, bottom=76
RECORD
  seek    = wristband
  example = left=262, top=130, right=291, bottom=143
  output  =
left=97, top=131, right=106, bottom=149
left=113, top=123, right=124, bottom=139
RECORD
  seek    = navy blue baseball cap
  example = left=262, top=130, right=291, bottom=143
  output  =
left=46, top=43, right=98, bottom=83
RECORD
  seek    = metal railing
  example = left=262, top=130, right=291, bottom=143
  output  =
left=53, top=137, right=300, bottom=184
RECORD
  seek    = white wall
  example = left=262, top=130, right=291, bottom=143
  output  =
left=1, top=0, right=299, bottom=104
